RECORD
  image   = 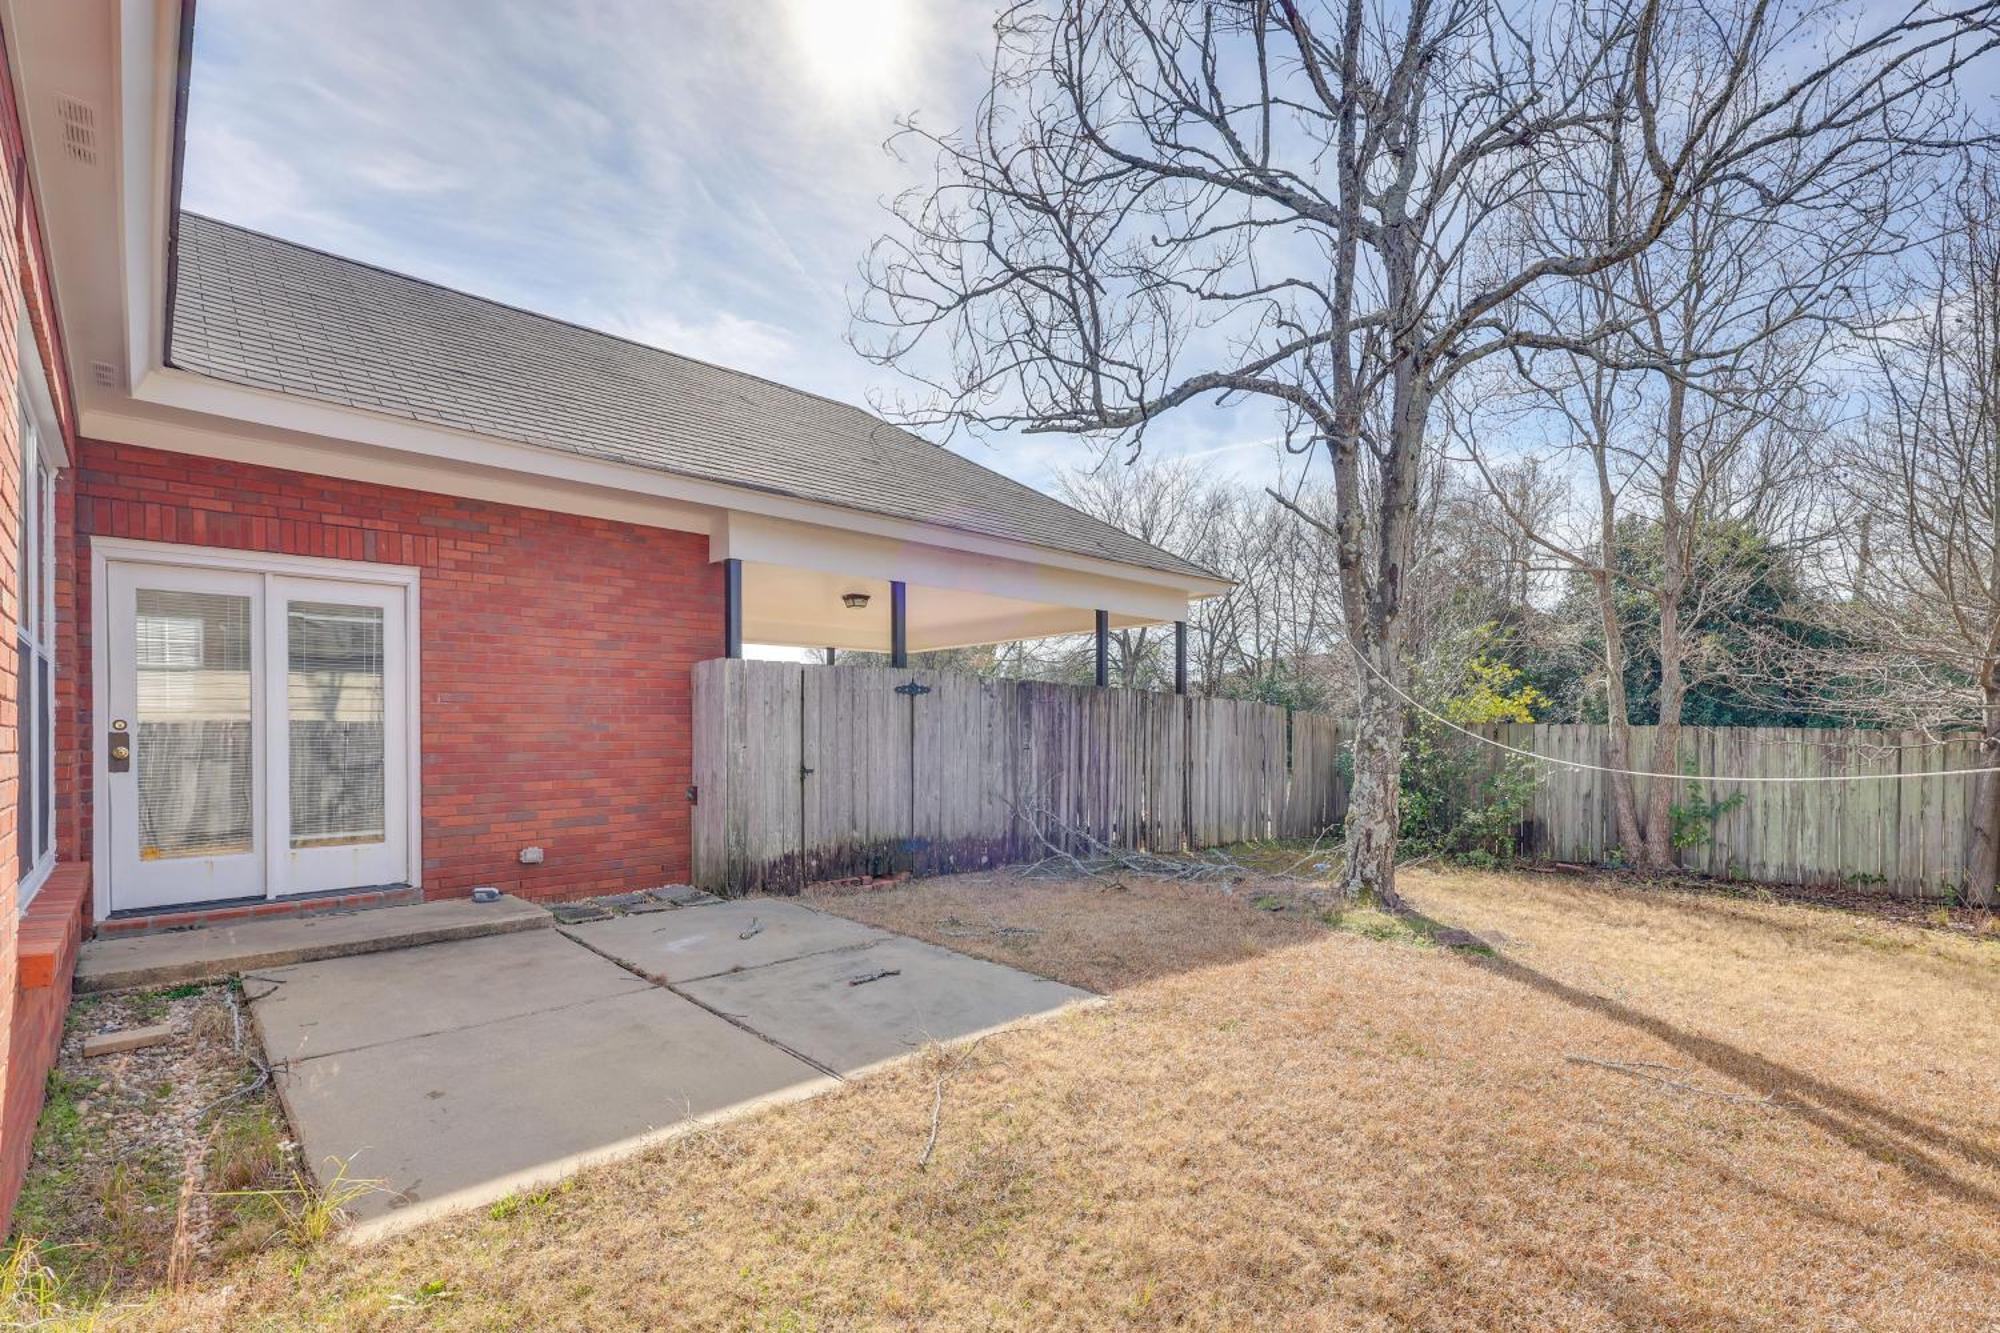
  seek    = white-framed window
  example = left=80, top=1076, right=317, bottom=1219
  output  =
left=16, top=320, right=60, bottom=910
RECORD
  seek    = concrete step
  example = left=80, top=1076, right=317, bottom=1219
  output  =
left=73, top=895, right=550, bottom=994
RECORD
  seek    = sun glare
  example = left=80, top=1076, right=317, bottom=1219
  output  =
left=782, top=0, right=914, bottom=101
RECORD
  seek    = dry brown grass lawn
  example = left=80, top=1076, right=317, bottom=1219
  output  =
left=105, top=866, right=2000, bottom=1331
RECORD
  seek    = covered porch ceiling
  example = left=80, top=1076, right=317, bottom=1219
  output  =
left=741, top=563, right=1157, bottom=654
left=713, top=511, right=1220, bottom=656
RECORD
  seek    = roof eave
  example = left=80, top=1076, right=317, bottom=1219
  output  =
left=104, top=365, right=1236, bottom=602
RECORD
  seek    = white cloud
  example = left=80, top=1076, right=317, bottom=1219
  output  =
left=180, top=0, right=1293, bottom=498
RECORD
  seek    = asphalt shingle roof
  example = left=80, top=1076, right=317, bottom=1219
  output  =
left=167, top=213, right=1218, bottom=583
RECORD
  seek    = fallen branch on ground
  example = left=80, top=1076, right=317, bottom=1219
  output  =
left=938, top=924, right=1043, bottom=939
left=193, top=986, right=273, bottom=1120
left=917, top=1037, right=986, bottom=1170
left=1564, top=1054, right=1773, bottom=1106
left=165, top=1129, right=205, bottom=1291
left=1009, top=792, right=1337, bottom=888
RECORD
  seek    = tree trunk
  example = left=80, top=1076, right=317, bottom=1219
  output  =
left=1639, top=616, right=1687, bottom=870
left=1969, top=671, right=2000, bottom=908
left=1342, top=659, right=1407, bottom=912
left=1592, top=568, right=1646, bottom=861
left=1639, top=373, right=1691, bottom=870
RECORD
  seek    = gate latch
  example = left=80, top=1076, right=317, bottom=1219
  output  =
left=894, top=681, right=932, bottom=697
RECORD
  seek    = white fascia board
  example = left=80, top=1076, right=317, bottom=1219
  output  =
left=83, top=403, right=718, bottom=535
left=719, top=511, right=1191, bottom=623
left=112, top=367, right=1229, bottom=601
left=116, top=0, right=176, bottom=390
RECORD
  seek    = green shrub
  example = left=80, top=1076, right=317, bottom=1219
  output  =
left=1667, top=765, right=1746, bottom=850
left=1394, top=654, right=1543, bottom=865
left=1398, top=719, right=1538, bottom=864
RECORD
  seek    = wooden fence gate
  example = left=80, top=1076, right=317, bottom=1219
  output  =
left=691, top=660, right=1349, bottom=894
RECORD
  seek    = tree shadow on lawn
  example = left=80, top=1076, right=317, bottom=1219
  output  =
left=1406, top=906, right=2000, bottom=1212
left=823, top=868, right=2000, bottom=1210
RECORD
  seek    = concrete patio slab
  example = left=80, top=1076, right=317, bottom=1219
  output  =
left=678, top=934, right=1092, bottom=1074
left=74, top=894, right=549, bottom=993
left=250, top=929, right=653, bottom=1063
left=561, top=897, right=885, bottom=983
left=240, top=894, right=1093, bottom=1239
left=275, top=986, right=823, bottom=1224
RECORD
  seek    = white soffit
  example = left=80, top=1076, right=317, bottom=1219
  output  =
left=741, top=563, right=1155, bottom=652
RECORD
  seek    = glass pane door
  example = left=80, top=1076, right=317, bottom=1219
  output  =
left=287, top=601, right=386, bottom=850
left=269, top=576, right=407, bottom=896
left=136, top=589, right=256, bottom=860
left=105, top=564, right=267, bottom=911
left=105, top=556, right=413, bottom=914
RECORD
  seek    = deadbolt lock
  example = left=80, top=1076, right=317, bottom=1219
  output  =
left=109, top=719, right=132, bottom=772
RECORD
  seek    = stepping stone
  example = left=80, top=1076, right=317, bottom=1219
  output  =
left=550, top=902, right=615, bottom=925
left=83, top=1023, right=176, bottom=1057
left=651, top=885, right=719, bottom=907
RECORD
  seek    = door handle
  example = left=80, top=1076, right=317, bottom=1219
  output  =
left=108, top=719, right=130, bottom=772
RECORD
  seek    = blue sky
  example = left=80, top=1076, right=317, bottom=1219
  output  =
left=180, top=0, right=1282, bottom=494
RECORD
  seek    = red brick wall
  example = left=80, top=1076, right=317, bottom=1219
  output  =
left=72, top=441, right=722, bottom=903
left=0, top=20, right=83, bottom=1236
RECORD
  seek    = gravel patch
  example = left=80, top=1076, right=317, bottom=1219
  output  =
left=9, top=981, right=294, bottom=1298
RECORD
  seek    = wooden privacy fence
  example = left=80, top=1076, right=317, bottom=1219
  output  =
left=1473, top=723, right=1986, bottom=900
left=691, top=666, right=1977, bottom=900
left=691, top=659, right=1349, bottom=894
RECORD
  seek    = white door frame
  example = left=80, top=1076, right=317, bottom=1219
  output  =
left=91, top=537, right=423, bottom=922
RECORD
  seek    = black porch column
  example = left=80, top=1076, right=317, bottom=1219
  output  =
left=722, top=558, right=743, bottom=659
left=1174, top=620, right=1188, bottom=695
left=1095, top=609, right=1110, bottom=687
left=890, top=581, right=909, bottom=668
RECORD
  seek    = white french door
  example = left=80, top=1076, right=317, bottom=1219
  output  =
left=101, top=550, right=414, bottom=913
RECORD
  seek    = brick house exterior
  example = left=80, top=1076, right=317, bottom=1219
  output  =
left=0, top=2, right=1224, bottom=1235
left=71, top=441, right=724, bottom=903
left=0, top=19, right=85, bottom=1231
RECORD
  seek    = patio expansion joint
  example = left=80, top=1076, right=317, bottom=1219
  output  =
left=556, top=925, right=852, bottom=1080
left=271, top=981, right=660, bottom=1067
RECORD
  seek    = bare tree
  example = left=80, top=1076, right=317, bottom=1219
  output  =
left=857, top=0, right=1998, bottom=909
left=1461, top=154, right=1873, bottom=868
left=1816, top=163, right=2000, bottom=905
left=1057, top=465, right=1353, bottom=697
left=1056, top=458, right=1224, bottom=685
left=1404, top=455, right=1573, bottom=700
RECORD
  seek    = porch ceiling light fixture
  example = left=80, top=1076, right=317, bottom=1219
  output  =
left=842, top=592, right=871, bottom=609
